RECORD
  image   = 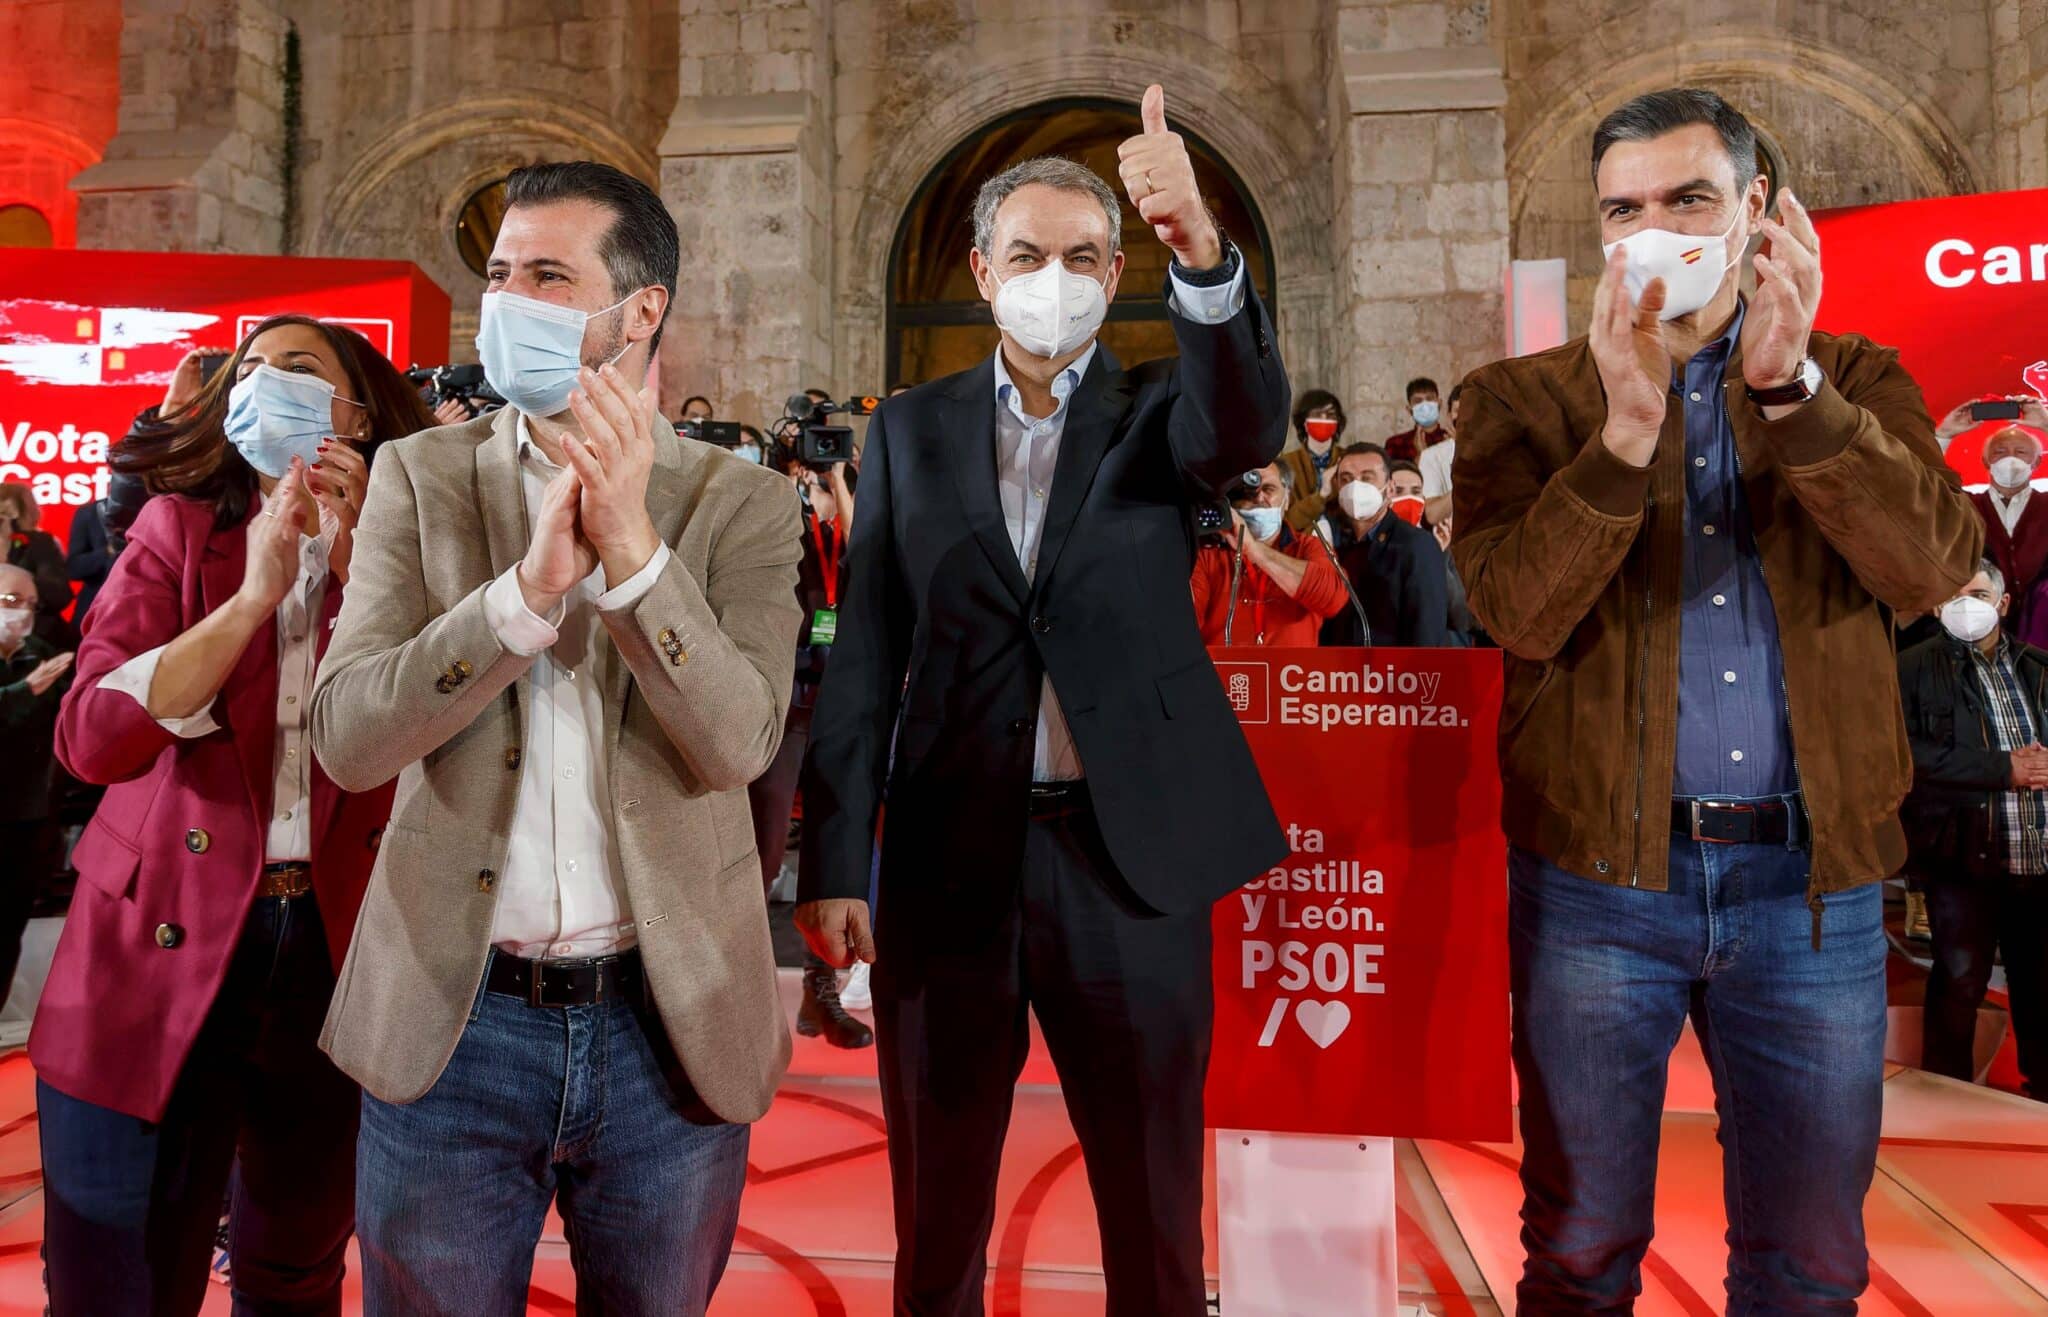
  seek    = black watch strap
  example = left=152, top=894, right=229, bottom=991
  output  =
left=1745, top=358, right=1822, bottom=406
left=1171, top=240, right=1240, bottom=288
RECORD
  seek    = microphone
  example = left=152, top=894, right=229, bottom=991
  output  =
left=785, top=393, right=821, bottom=420
left=1314, top=519, right=1373, bottom=648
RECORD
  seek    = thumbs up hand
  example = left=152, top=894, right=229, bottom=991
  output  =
left=1117, top=84, right=1224, bottom=271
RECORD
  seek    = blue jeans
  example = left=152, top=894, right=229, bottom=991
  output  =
left=1509, top=839, right=1886, bottom=1315
left=39, top=895, right=357, bottom=1317
left=354, top=976, right=750, bottom=1317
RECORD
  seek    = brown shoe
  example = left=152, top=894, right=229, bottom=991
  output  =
left=797, top=961, right=874, bottom=1049
left=1905, top=890, right=1931, bottom=943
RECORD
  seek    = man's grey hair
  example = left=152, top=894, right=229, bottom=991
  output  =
left=972, top=157, right=1123, bottom=259
left=1982, top=557, right=2007, bottom=599
left=1269, top=461, right=1294, bottom=495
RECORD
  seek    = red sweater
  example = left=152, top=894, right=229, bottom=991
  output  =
left=1191, top=531, right=1348, bottom=647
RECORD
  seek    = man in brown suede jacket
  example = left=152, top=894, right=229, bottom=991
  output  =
left=1453, top=89, right=1981, bottom=1313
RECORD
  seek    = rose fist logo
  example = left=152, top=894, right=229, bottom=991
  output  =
left=2024, top=360, right=2048, bottom=402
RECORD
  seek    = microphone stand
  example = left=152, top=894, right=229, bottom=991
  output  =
left=1316, top=519, right=1373, bottom=648
left=1223, top=539, right=1246, bottom=646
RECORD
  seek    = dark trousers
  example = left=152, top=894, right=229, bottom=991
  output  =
left=874, top=799, right=1213, bottom=1317
left=1924, top=870, right=2048, bottom=1096
left=39, top=895, right=359, bottom=1317
left=0, top=818, right=57, bottom=1012
left=748, top=705, right=808, bottom=892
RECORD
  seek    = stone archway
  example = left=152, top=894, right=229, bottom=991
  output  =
left=309, top=98, right=661, bottom=361
left=834, top=42, right=1335, bottom=395
left=1503, top=30, right=1984, bottom=333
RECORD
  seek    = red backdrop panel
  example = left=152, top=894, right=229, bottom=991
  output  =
left=1810, top=188, right=2048, bottom=480
left=1204, top=646, right=1511, bottom=1142
left=0, top=248, right=450, bottom=548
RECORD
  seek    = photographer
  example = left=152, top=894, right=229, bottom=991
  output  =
left=1191, top=463, right=1346, bottom=647
left=747, top=441, right=868, bottom=1048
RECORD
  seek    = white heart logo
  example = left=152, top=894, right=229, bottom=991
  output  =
left=1294, top=999, right=1352, bottom=1049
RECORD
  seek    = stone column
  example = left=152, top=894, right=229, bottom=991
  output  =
left=657, top=0, right=834, bottom=426
left=1331, top=0, right=1509, bottom=426
left=1992, top=0, right=2048, bottom=190
left=71, top=0, right=286, bottom=254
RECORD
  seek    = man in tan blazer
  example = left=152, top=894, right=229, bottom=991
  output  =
left=309, top=161, right=801, bottom=1317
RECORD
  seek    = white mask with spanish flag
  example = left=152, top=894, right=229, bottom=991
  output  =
left=1601, top=206, right=1744, bottom=322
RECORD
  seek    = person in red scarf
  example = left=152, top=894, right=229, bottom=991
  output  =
left=1192, top=463, right=1347, bottom=646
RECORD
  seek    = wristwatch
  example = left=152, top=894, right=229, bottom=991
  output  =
left=1745, top=357, right=1824, bottom=407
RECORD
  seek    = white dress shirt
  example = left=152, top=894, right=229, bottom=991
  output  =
left=1993, top=484, right=2031, bottom=536
left=478, top=417, right=671, bottom=960
left=992, top=257, right=1248, bottom=782
left=1419, top=436, right=1456, bottom=500
left=103, top=523, right=334, bottom=862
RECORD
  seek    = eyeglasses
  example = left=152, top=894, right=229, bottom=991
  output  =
left=0, top=593, right=34, bottom=609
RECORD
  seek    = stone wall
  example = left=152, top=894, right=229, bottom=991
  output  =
left=1504, top=0, right=1996, bottom=332
left=659, top=0, right=834, bottom=426
left=1331, top=0, right=1508, bottom=430
left=0, top=0, right=120, bottom=246
left=72, top=0, right=287, bottom=255
left=293, top=0, right=677, bottom=365
left=1992, top=0, right=2048, bottom=192
left=49, top=0, right=2048, bottom=419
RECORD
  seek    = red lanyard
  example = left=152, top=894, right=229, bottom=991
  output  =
left=810, top=512, right=840, bottom=609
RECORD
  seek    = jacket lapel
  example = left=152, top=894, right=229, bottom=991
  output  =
left=476, top=406, right=527, bottom=581
left=201, top=513, right=279, bottom=825
left=946, top=361, right=1031, bottom=608
left=605, top=419, right=694, bottom=765
left=1032, top=347, right=1133, bottom=598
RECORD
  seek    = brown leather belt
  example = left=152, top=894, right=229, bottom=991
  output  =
left=485, top=948, right=643, bottom=1008
left=258, top=862, right=314, bottom=899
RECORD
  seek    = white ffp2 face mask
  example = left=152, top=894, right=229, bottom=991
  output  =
left=991, top=261, right=1108, bottom=359
left=1338, top=480, right=1384, bottom=523
left=1940, top=595, right=2001, bottom=643
left=0, top=608, right=30, bottom=648
left=1990, top=456, right=2037, bottom=489
left=1601, top=205, right=1746, bottom=322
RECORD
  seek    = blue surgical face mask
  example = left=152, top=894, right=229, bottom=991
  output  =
left=1412, top=399, right=1441, bottom=428
left=475, top=288, right=637, bottom=418
left=734, top=444, right=762, bottom=464
left=1241, top=506, right=1285, bottom=543
left=224, top=365, right=360, bottom=479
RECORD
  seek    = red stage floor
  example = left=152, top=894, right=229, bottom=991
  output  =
left=1, top=972, right=2045, bottom=1314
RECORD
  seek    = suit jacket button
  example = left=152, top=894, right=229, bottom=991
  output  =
left=185, top=828, right=210, bottom=855
left=154, top=923, right=184, bottom=949
left=477, top=869, right=496, bottom=892
left=455, top=660, right=473, bottom=678
left=1008, top=718, right=1030, bottom=736
left=435, top=676, right=452, bottom=694
left=505, top=748, right=522, bottom=771
left=367, top=826, right=384, bottom=852
left=1031, top=616, right=1052, bottom=635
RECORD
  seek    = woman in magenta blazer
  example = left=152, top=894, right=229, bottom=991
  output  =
left=35, top=317, right=432, bottom=1315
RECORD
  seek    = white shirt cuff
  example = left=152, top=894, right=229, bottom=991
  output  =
left=100, top=644, right=220, bottom=738
left=1166, top=256, right=1248, bottom=325
left=484, top=566, right=565, bottom=657
left=598, top=542, right=671, bottom=613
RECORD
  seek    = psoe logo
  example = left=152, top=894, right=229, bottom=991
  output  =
left=1213, top=660, right=1270, bottom=725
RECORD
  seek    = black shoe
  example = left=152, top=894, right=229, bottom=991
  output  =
left=797, top=964, right=874, bottom=1049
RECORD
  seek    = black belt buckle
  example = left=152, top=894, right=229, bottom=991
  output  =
left=1690, top=798, right=1755, bottom=844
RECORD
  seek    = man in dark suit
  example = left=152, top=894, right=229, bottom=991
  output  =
left=797, top=84, right=1289, bottom=1316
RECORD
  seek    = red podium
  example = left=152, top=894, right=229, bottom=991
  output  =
left=1202, top=647, right=1509, bottom=1314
